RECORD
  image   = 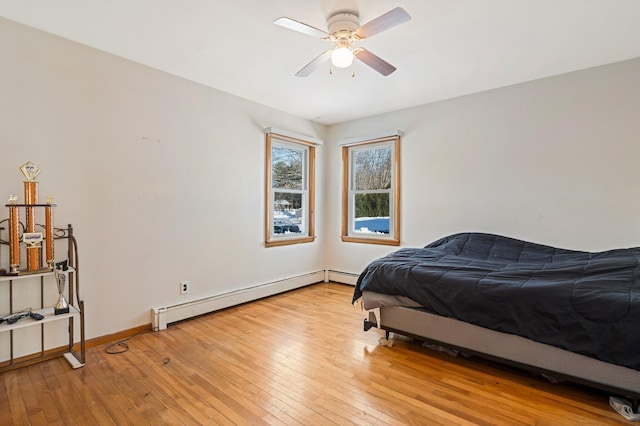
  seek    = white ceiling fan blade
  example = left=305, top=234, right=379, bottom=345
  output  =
left=295, top=50, right=332, bottom=77
left=354, top=48, right=397, bottom=76
left=355, top=7, right=411, bottom=39
left=274, top=17, right=329, bottom=39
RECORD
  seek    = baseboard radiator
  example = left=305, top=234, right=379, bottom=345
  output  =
left=151, top=270, right=327, bottom=331
left=326, top=270, right=359, bottom=286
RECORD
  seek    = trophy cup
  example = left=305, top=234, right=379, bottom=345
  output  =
left=54, top=266, right=70, bottom=315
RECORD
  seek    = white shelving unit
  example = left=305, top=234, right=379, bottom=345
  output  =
left=0, top=225, right=85, bottom=371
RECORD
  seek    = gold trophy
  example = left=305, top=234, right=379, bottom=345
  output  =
left=54, top=266, right=70, bottom=315
left=4, top=161, right=56, bottom=275
left=21, top=161, right=41, bottom=272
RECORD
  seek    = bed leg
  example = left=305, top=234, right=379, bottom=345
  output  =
left=363, top=319, right=376, bottom=331
left=385, top=330, right=390, bottom=340
left=610, top=396, right=640, bottom=419
left=363, top=308, right=381, bottom=332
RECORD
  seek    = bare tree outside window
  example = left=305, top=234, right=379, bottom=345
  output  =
left=272, top=146, right=303, bottom=190
left=353, top=146, right=392, bottom=191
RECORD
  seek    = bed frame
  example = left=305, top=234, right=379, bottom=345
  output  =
left=363, top=303, right=640, bottom=413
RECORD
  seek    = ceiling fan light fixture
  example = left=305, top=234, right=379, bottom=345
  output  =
left=331, top=46, right=354, bottom=68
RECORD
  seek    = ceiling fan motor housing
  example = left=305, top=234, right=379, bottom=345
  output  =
left=328, top=12, right=360, bottom=39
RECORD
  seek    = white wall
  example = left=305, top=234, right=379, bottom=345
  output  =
left=2, top=16, right=639, bottom=342
left=0, top=18, right=326, bottom=339
left=324, top=58, right=640, bottom=275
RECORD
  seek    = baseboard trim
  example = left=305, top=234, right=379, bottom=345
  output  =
left=85, top=324, right=152, bottom=349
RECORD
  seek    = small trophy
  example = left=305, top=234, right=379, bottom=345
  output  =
left=54, top=267, right=70, bottom=315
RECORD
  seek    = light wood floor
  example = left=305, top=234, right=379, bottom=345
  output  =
left=0, top=283, right=630, bottom=425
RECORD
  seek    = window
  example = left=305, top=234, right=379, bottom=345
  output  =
left=341, top=136, right=400, bottom=245
left=265, top=131, right=316, bottom=247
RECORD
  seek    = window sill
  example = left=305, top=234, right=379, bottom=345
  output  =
left=265, top=236, right=316, bottom=248
left=340, top=236, right=400, bottom=246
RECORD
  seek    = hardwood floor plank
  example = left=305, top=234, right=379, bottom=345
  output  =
left=6, top=374, right=30, bottom=426
left=194, top=309, right=407, bottom=425
left=118, top=344, right=236, bottom=425
left=0, top=283, right=630, bottom=425
left=106, top=348, right=210, bottom=425
left=28, top=364, right=64, bottom=425
left=170, top=338, right=308, bottom=424
left=174, top=343, right=305, bottom=424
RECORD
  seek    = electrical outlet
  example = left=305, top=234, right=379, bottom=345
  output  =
left=180, top=281, right=190, bottom=294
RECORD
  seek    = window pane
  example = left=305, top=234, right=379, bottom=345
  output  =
left=341, top=136, right=399, bottom=245
left=272, top=145, right=303, bottom=190
left=273, top=192, right=304, bottom=235
left=352, top=146, right=392, bottom=190
left=266, top=133, right=315, bottom=247
left=353, top=193, right=390, bottom=234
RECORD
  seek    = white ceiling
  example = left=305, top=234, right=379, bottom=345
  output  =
left=1, top=0, right=639, bottom=125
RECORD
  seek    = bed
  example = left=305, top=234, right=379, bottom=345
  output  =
left=352, top=232, right=640, bottom=412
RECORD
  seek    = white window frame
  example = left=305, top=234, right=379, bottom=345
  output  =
left=341, top=136, right=400, bottom=246
left=265, top=132, right=316, bottom=247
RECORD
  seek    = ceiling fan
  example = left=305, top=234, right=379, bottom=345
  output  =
left=274, top=7, right=411, bottom=77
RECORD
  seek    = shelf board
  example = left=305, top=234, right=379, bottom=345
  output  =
left=0, top=266, right=75, bottom=283
left=0, top=270, right=52, bottom=282
left=4, top=203, right=57, bottom=207
left=0, top=305, right=80, bottom=334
